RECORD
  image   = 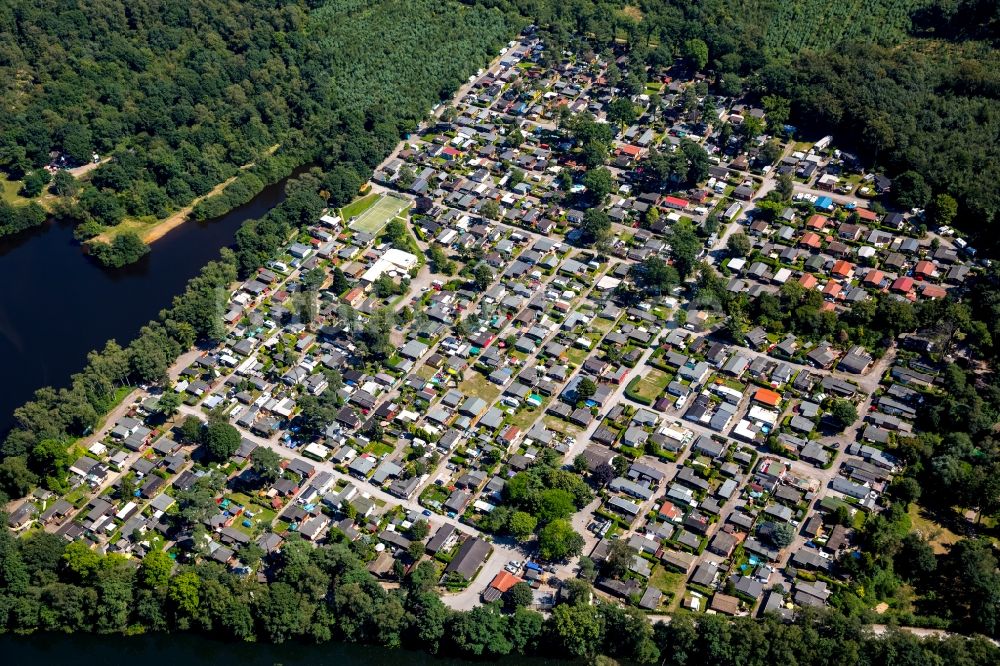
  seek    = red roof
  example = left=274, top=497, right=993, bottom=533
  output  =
left=921, top=284, right=947, bottom=299
left=855, top=208, right=878, bottom=221
left=831, top=260, right=853, bottom=277
left=658, top=502, right=682, bottom=520
left=891, top=276, right=914, bottom=293
left=800, top=232, right=822, bottom=248
left=799, top=273, right=818, bottom=289
left=822, top=281, right=842, bottom=297
left=620, top=144, right=642, bottom=157
left=663, top=195, right=689, bottom=209
left=489, top=571, right=523, bottom=593
left=807, top=214, right=828, bottom=229
left=914, top=260, right=936, bottom=277
left=754, top=388, right=781, bottom=407
left=863, top=270, right=885, bottom=286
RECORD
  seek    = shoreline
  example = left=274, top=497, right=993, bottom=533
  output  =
left=90, top=174, right=241, bottom=246
left=93, top=144, right=281, bottom=245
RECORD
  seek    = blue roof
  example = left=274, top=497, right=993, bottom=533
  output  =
left=815, top=196, right=834, bottom=210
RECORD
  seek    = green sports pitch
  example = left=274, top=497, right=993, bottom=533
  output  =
left=347, top=194, right=410, bottom=234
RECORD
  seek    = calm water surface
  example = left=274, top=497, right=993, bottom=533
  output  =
left=0, top=176, right=294, bottom=434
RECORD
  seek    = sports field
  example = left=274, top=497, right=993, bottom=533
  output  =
left=347, top=194, right=409, bottom=234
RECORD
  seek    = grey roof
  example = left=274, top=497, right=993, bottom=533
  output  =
left=444, top=537, right=492, bottom=579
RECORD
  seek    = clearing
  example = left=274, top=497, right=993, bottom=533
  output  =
left=95, top=145, right=280, bottom=244
left=907, top=503, right=961, bottom=554
left=94, top=174, right=238, bottom=244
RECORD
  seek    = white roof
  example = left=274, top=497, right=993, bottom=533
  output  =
left=596, top=275, right=621, bottom=290
left=304, top=443, right=331, bottom=460
left=747, top=405, right=779, bottom=426
left=361, top=248, right=419, bottom=283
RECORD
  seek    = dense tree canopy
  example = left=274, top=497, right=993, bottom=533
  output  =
left=0, top=0, right=514, bottom=245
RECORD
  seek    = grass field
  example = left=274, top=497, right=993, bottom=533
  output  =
left=416, top=363, right=437, bottom=381
left=649, top=564, right=686, bottom=610
left=626, top=368, right=671, bottom=404
left=1, top=177, right=23, bottom=204
left=508, top=401, right=547, bottom=431
left=459, top=371, right=500, bottom=403
left=566, top=346, right=590, bottom=366
left=341, top=192, right=380, bottom=220
left=346, top=194, right=410, bottom=234
left=543, top=415, right=582, bottom=437
left=908, top=503, right=961, bottom=554
left=2, top=176, right=57, bottom=210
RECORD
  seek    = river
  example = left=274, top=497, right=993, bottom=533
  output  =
left=0, top=175, right=295, bottom=434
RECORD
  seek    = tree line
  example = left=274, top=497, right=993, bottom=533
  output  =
left=0, top=249, right=236, bottom=500
left=0, top=525, right=997, bottom=664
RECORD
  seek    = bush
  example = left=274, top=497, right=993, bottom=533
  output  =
left=89, top=232, right=150, bottom=268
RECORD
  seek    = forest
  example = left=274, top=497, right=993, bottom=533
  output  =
left=2, top=0, right=996, bottom=243
left=0, top=0, right=513, bottom=257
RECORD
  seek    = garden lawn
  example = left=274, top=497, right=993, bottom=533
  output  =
left=543, top=415, right=582, bottom=437
left=227, top=492, right=278, bottom=534
left=626, top=368, right=671, bottom=403
left=507, top=402, right=546, bottom=431
left=566, top=346, right=590, bottom=366
left=459, top=371, right=500, bottom=403
left=649, top=565, right=686, bottom=610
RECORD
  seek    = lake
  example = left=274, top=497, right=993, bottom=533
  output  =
left=0, top=176, right=294, bottom=434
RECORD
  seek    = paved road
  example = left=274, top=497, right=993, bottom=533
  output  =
left=709, top=142, right=793, bottom=258
left=793, top=184, right=867, bottom=209
left=176, top=404, right=477, bottom=537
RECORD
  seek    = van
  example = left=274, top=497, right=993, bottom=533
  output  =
left=694, top=206, right=709, bottom=216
